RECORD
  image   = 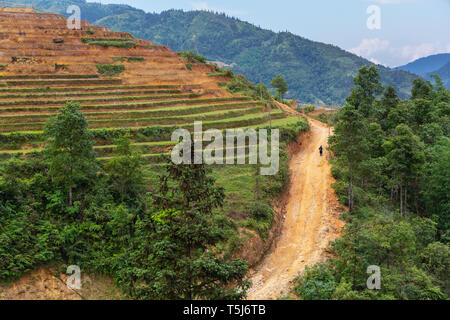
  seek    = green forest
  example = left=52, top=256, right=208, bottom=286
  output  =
left=0, top=74, right=310, bottom=299
left=294, top=66, right=449, bottom=300
left=22, top=0, right=417, bottom=105
left=0, top=1, right=448, bottom=301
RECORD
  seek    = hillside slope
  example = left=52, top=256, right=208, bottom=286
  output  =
left=0, top=9, right=306, bottom=299
left=425, top=61, right=450, bottom=89
left=395, top=53, right=450, bottom=75
left=0, top=8, right=286, bottom=160
left=21, top=0, right=417, bottom=105
left=396, top=53, right=450, bottom=88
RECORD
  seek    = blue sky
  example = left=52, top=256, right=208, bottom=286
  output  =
left=89, top=0, right=450, bottom=67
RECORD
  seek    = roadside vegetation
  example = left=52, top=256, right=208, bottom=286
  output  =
left=0, top=53, right=309, bottom=299
left=294, top=67, right=449, bottom=300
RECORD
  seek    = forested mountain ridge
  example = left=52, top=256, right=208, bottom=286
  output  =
left=396, top=53, right=450, bottom=89
left=395, top=53, right=450, bottom=76
left=22, top=0, right=417, bottom=105
left=429, top=62, right=450, bottom=88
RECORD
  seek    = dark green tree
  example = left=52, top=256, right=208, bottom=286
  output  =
left=44, top=101, right=98, bottom=207
left=384, top=124, right=425, bottom=216
left=105, top=133, right=144, bottom=203
left=379, top=85, right=400, bottom=128
left=386, top=101, right=411, bottom=132
left=270, top=74, right=288, bottom=99
left=132, top=156, right=249, bottom=299
left=412, top=98, right=438, bottom=127
left=329, top=105, right=368, bottom=211
left=430, top=75, right=449, bottom=104
left=421, top=137, right=450, bottom=241
left=346, top=65, right=383, bottom=118
left=411, top=78, right=434, bottom=101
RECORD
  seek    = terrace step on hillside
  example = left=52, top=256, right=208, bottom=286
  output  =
left=0, top=8, right=289, bottom=161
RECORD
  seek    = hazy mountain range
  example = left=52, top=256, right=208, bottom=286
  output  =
left=396, top=53, right=450, bottom=89
left=21, top=0, right=421, bottom=105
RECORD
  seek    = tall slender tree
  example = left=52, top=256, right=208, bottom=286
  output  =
left=329, top=105, right=368, bottom=211
left=270, top=74, right=288, bottom=99
left=383, top=124, right=425, bottom=216
left=346, top=65, right=383, bottom=118
left=136, top=154, right=250, bottom=299
left=44, top=101, right=97, bottom=207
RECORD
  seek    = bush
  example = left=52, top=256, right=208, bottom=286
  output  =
left=113, top=56, right=145, bottom=63
left=54, top=63, right=68, bottom=71
left=331, top=163, right=346, bottom=180
left=249, top=202, right=274, bottom=220
left=96, top=64, right=125, bottom=77
left=302, top=105, right=315, bottom=113
left=294, top=264, right=336, bottom=300
left=126, top=56, right=145, bottom=62
left=178, top=50, right=207, bottom=64
left=82, top=38, right=137, bottom=49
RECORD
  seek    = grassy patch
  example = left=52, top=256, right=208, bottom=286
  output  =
left=5, top=79, right=122, bottom=86
left=0, top=89, right=182, bottom=100
left=82, top=38, right=137, bottom=49
left=0, top=74, right=99, bottom=80
left=0, top=84, right=180, bottom=93
left=177, top=51, right=207, bottom=64
left=54, top=63, right=68, bottom=71
left=0, top=93, right=199, bottom=106
left=0, top=97, right=251, bottom=113
left=96, top=64, right=125, bottom=77
left=112, top=57, right=145, bottom=63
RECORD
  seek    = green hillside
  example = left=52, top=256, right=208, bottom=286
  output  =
left=23, top=0, right=417, bottom=105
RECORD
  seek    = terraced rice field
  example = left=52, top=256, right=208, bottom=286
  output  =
left=0, top=10, right=295, bottom=163
left=0, top=73, right=289, bottom=161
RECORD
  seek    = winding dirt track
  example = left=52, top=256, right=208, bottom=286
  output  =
left=247, top=118, right=344, bottom=300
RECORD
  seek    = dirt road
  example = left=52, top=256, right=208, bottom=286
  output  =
left=247, top=118, right=344, bottom=300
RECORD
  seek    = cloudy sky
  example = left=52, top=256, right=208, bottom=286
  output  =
left=89, top=0, right=450, bottom=67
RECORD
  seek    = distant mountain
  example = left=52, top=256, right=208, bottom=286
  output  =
left=395, top=53, right=450, bottom=76
left=22, top=0, right=417, bottom=105
left=425, top=61, right=450, bottom=88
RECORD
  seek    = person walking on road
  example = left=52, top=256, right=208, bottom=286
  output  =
left=319, top=145, right=323, bottom=157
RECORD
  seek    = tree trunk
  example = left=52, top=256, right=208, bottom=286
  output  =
left=404, top=186, right=407, bottom=217
left=69, top=185, right=73, bottom=207
left=348, top=181, right=353, bottom=212
left=400, top=183, right=403, bottom=216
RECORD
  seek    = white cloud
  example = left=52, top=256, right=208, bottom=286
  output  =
left=400, top=43, right=450, bottom=63
left=368, top=57, right=388, bottom=66
left=349, top=38, right=450, bottom=67
left=349, top=38, right=390, bottom=57
left=190, top=2, right=245, bottom=16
